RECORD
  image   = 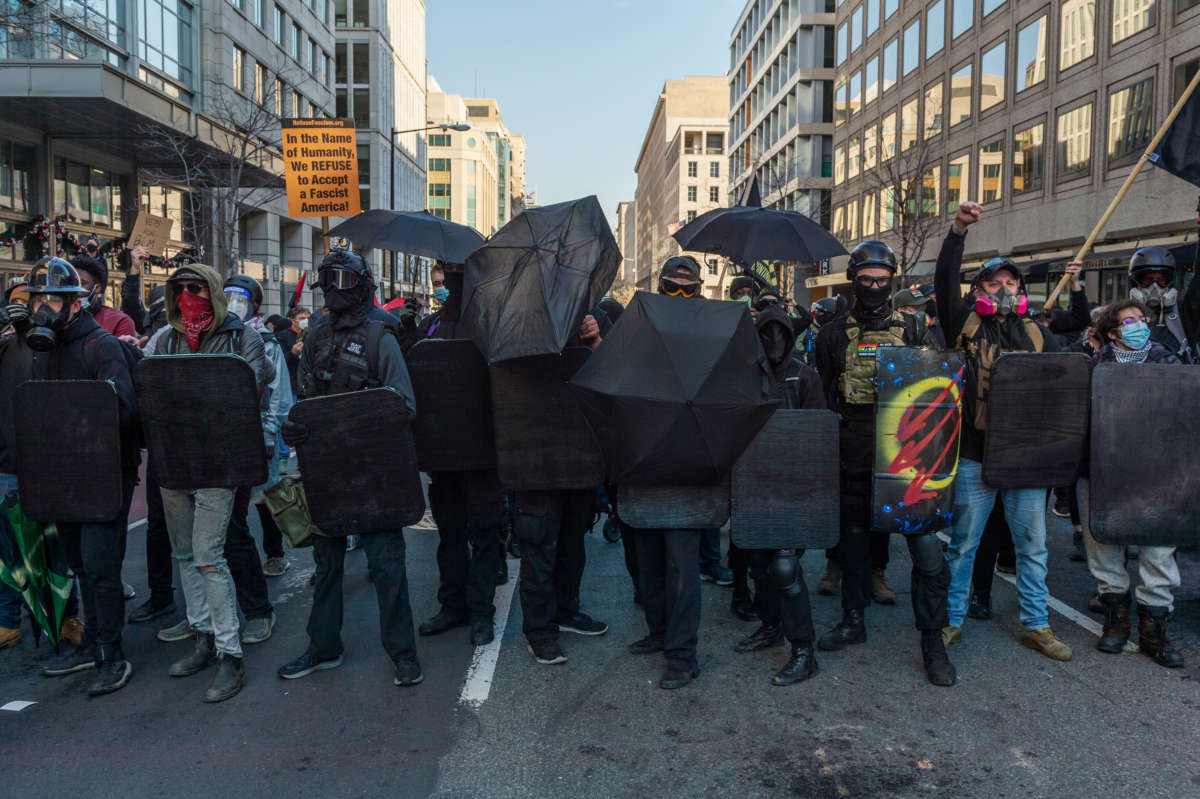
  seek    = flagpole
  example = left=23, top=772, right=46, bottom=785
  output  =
left=1044, top=67, right=1200, bottom=310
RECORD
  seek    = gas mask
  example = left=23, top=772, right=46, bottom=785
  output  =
left=26, top=301, right=71, bottom=352
left=1131, top=283, right=1178, bottom=310
left=975, top=286, right=1028, bottom=318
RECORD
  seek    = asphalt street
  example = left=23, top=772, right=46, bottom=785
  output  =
left=3, top=501, right=1200, bottom=798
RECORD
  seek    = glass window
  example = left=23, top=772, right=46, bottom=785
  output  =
left=1013, top=122, right=1044, bottom=195
left=687, top=185, right=697, bottom=202
left=880, top=188, right=895, bottom=230
left=0, top=140, right=36, bottom=212
left=836, top=83, right=848, bottom=126
left=926, top=0, right=945, bottom=58
left=1113, top=0, right=1156, bottom=43
left=709, top=186, right=720, bottom=203
left=920, top=165, right=940, bottom=217
left=868, top=0, right=880, bottom=37
left=983, top=0, right=1005, bottom=13
left=835, top=143, right=846, bottom=184
left=946, top=152, right=970, bottom=212
left=881, top=110, right=897, bottom=160
left=1016, top=16, right=1047, bottom=92
left=255, top=0, right=265, bottom=26
left=848, top=134, right=861, bottom=179
left=140, top=0, right=194, bottom=85
left=1060, top=0, right=1095, bottom=70
left=980, top=137, right=1004, bottom=203
left=903, top=17, right=920, bottom=75
left=274, top=6, right=283, bottom=44
left=865, top=55, right=880, bottom=104
left=862, top=193, right=877, bottom=235
left=310, top=39, right=318, bottom=72
left=710, top=162, right=720, bottom=178
left=1057, top=103, right=1093, bottom=178
left=687, top=161, right=697, bottom=177
left=335, top=42, right=346, bottom=82
left=953, top=0, right=973, bottom=38
left=1173, top=56, right=1200, bottom=102
left=291, top=23, right=301, bottom=59
left=254, top=62, right=266, bottom=103
left=833, top=205, right=845, bottom=239
left=883, top=37, right=898, bottom=91
left=950, top=62, right=972, bottom=126
left=352, top=87, right=369, bottom=126
left=864, top=123, right=879, bottom=170
left=352, top=0, right=368, bottom=26
left=924, top=81, right=943, bottom=138
left=1108, top=77, right=1155, bottom=168
left=980, top=39, right=1006, bottom=111
left=334, top=0, right=346, bottom=26
left=901, top=96, right=919, bottom=150
left=706, top=133, right=724, bottom=153
left=885, top=0, right=899, bottom=18
left=1180, top=0, right=1200, bottom=13
left=353, top=43, right=368, bottom=83
left=846, top=198, right=859, bottom=240
left=687, top=210, right=697, bottom=223
left=851, top=5, right=864, bottom=51
left=274, top=78, right=283, bottom=115
left=232, top=45, right=244, bottom=91
left=850, top=70, right=862, bottom=115
left=837, top=23, right=848, bottom=65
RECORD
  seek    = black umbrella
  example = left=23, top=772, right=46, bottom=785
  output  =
left=671, top=206, right=847, bottom=265
left=326, top=209, right=485, bottom=263
left=569, top=292, right=780, bottom=486
left=460, top=196, right=619, bottom=364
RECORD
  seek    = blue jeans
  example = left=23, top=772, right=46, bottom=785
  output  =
left=0, top=472, right=21, bottom=629
left=945, top=458, right=1050, bottom=630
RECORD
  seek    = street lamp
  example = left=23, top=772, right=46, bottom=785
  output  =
left=389, top=122, right=471, bottom=210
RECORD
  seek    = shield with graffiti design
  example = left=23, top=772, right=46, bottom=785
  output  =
left=872, top=347, right=965, bottom=535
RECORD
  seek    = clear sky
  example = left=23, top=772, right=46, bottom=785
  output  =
left=426, top=0, right=741, bottom=229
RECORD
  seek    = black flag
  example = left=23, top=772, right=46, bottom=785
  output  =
left=1150, top=87, right=1200, bottom=188
left=739, top=172, right=761, bottom=207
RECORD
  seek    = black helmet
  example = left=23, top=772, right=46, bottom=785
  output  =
left=811, top=297, right=840, bottom=325
left=318, top=249, right=373, bottom=290
left=223, top=274, right=264, bottom=308
left=1129, top=247, right=1175, bottom=287
left=846, top=240, right=898, bottom=279
left=26, top=257, right=89, bottom=296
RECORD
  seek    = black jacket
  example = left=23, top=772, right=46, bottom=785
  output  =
left=757, top=305, right=824, bottom=411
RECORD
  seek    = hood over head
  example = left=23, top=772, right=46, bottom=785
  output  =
left=165, top=263, right=227, bottom=341
left=755, top=303, right=799, bottom=371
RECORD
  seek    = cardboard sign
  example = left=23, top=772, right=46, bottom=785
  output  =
left=281, top=118, right=361, bottom=218
left=127, top=213, right=173, bottom=256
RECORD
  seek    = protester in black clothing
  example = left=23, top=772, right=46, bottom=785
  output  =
left=733, top=303, right=824, bottom=685
left=1126, top=246, right=1200, bottom=362
left=814, top=240, right=956, bottom=687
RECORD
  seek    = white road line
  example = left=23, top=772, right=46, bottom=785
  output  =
left=458, top=557, right=519, bottom=709
left=127, top=518, right=147, bottom=532
left=1, top=700, right=37, bottom=712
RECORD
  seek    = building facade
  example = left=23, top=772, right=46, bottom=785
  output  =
left=633, top=76, right=731, bottom=297
left=614, top=200, right=638, bottom=288
left=829, top=0, right=1200, bottom=304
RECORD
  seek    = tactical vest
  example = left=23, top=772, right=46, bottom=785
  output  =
left=957, top=312, right=1043, bottom=430
left=1153, top=311, right=1193, bottom=364
left=837, top=313, right=908, bottom=405
left=303, top=318, right=384, bottom=397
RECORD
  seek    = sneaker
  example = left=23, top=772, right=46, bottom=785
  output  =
left=627, top=634, right=665, bottom=655
left=0, top=626, right=20, bottom=649
left=42, top=644, right=98, bottom=676
left=526, top=640, right=567, bottom=665
left=59, top=617, right=84, bottom=647
left=241, top=612, right=276, bottom=645
left=122, top=582, right=136, bottom=600
left=345, top=535, right=360, bottom=552
left=262, top=556, right=290, bottom=577
left=393, top=659, right=424, bottom=687
left=555, top=612, right=608, bottom=636
left=700, top=565, right=734, bottom=587
left=1020, top=627, right=1073, bottom=661
left=995, top=561, right=1016, bottom=575
left=128, top=596, right=176, bottom=624
left=942, top=625, right=962, bottom=647
left=157, top=618, right=196, bottom=643
left=88, top=659, right=133, bottom=697
left=1051, top=497, right=1071, bottom=518
left=278, top=651, right=343, bottom=680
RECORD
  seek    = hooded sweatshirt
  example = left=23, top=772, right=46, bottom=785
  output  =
left=756, top=304, right=824, bottom=410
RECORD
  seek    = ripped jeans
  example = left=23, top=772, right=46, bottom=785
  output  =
left=160, top=487, right=242, bottom=657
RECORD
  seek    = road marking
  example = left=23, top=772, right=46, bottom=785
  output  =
left=127, top=518, right=147, bottom=532
left=458, top=557, right=519, bottom=709
left=1, top=700, right=37, bottom=712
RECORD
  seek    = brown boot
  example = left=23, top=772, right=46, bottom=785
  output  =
left=817, top=561, right=841, bottom=596
left=0, top=626, right=21, bottom=649
left=60, top=617, right=84, bottom=647
left=871, top=568, right=896, bottom=604
left=1095, top=592, right=1131, bottom=654
left=1137, top=604, right=1184, bottom=668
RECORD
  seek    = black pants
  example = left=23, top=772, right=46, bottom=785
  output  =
left=58, top=472, right=137, bottom=657
left=144, top=465, right=174, bottom=604
left=637, top=528, right=701, bottom=673
left=698, top=527, right=722, bottom=570
left=745, top=548, right=814, bottom=646
left=307, top=530, right=417, bottom=665
left=513, top=489, right=593, bottom=645
left=620, top=521, right=639, bottom=596
left=255, top=504, right=285, bottom=560
left=971, top=495, right=1016, bottom=598
left=228, top=486, right=273, bottom=620
left=729, top=541, right=748, bottom=592
left=428, top=471, right=504, bottom=622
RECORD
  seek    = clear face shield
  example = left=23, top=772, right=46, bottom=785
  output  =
left=224, top=286, right=255, bottom=321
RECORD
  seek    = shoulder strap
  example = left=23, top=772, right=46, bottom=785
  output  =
left=1022, top=318, right=1044, bottom=352
left=365, top=319, right=384, bottom=385
left=960, top=312, right=981, bottom=347
left=230, top=327, right=242, bottom=355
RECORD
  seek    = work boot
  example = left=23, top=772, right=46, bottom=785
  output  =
left=128, top=595, right=176, bottom=624
left=659, top=667, right=698, bottom=690
left=470, top=618, right=495, bottom=647
left=59, top=617, right=84, bottom=647
left=771, top=644, right=818, bottom=686
left=0, top=626, right=20, bottom=649
left=1069, top=528, right=1086, bottom=562
left=730, top=585, right=756, bottom=621
left=1095, top=592, right=1131, bottom=654
left=942, top=625, right=962, bottom=647
left=817, top=561, right=841, bottom=596
left=871, top=568, right=896, bottom=604
left=1138, top=604, right=1185, bottom=668
left=967, top=591, right=992, bottom=620
left=262, top=556, right=290, bottom=577
left=203, top=653, right=245, bottom=702
left=817, top=609, right=866, bottom=651
left=418, top=607, right=469, bottom=636
left=921, top=630, right=957, bottom=686
left=169, top=632, right=216, bottom=677
left=88, top=646, right=133, bottom=697
left=734, top=624, right=784, bottom=653
left=42, top=642, right=98, bottom=676
left=1020, top=628, right=1073, bottom=661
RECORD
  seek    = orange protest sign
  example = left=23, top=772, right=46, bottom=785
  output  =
left=281, top=118, right=361, bottom=218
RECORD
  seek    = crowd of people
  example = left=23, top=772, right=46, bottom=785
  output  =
left=0, top=200, right=1194, bottom=702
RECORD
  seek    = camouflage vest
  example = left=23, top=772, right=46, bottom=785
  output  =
left=837, top=313, right=908, bottom=405
left=957, top=312, right=1044, bottom=430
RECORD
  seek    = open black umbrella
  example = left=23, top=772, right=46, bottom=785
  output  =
left=569, top=292, right=780, bottom=486
left=671, top=206, right=846, bottom=265
left=326, top=209, right=485, bottom=263
left=460, top=196, right=619, bottom=364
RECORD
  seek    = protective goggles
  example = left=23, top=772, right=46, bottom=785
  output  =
left=318, top=268, right=361, bottom=290
left=855, top=275, right=892, bottom=289
left=1132, top=270, right=1172, bottom=289
left=660, top=281, right=701, bottom=297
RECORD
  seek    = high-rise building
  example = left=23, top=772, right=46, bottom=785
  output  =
left=0, top=0, right=338, bottom=310
left=829, top=0, right=1200, bottom=304
left=509, top=133, right=528, bottom=217
left=333, top=0, right=428, bottom=300
left=633, top=76, right=730, bottom=298
left=464, top=97, right=527, bottom=229
left=615, top=200, right=639, bottom=288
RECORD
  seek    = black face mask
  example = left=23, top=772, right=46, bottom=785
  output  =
left=324, top=282, right=371, bottom=314
left=26, top=303, right=71, bottom=352
left=759, top=322, right=792, bottom=368
left=924, top=299, right=937, bottom=319
left=853, top=279, right=893, bottom=318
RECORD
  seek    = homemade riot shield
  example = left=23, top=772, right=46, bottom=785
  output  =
left=406, top=338, right=497, bottom=472
left=14, top=380, right=123, bottom=523
left=289, top=388, right=425, bottom=536
left=981, top=353, right=1090, bottom=489
left=731, top=409, right=839, bottom=549
left=490, top=347, right=604, bottom=491
left=618, top=481, right=730, bottom=530
left=1089, top=363, right=1200, bottom=546
left=872, top=348, right=964, bottom=535
left=135, top=355, right=267, bottom=490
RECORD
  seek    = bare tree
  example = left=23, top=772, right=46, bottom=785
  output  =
left=857, top=136, right=942, bottom=275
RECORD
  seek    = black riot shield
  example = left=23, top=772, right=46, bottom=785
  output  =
left=982, top=353, right=1090, bottom=489
left=406, top=338, right=497, bottom=472
left=135, top=355, right=267, bottom=490
left=490, top=347, right=605, bottom=491
left=618, top=481, right=730, bottom=530
left=872, top=347, right=965, bottom=535
left=290, top=388, right=425, bottom=536
left=14, top=380, right=123, bottom=523
left=731, top=409, right=839, bottom=549
left=1089, top=363, right=1200, bottom=546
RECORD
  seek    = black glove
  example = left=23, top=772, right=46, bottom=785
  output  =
left=280, top=419, right=310, bottom=447
left=5, top=303, right=28, bottom=324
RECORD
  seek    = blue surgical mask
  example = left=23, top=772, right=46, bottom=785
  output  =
left=1119, top=320, right=1151, bottom=350
left=433, top=286, right=450, bottom=303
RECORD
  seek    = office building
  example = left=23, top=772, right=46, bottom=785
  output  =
left=615, top=200, right=639, bottom=288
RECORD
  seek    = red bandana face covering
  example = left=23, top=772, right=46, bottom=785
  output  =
left=177, top=290, right=214, bottom=352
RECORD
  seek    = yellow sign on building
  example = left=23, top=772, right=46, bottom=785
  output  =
left=281, top=118, right=361, bottom=218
